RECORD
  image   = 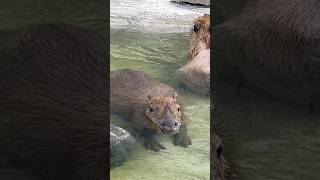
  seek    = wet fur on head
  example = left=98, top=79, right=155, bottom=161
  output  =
left=145, top=95, right=182, bottom=133
left=189, top=14, right=210, bottom=58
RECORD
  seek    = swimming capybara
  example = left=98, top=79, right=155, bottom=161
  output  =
left=176, top=14, right=210, bottom=95
left=0, top=23, right=107, bottom=180
left=110, top=69, right=191, bottom=152
left=214, top=0, right=320, bottom=110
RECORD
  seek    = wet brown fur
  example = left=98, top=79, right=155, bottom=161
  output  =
left=110, top=69, right=191, bottom=150
left=189, top=14, right=210, bottom=58
left=0, top=23, right=107, bottom=180
left=176, top=14, right=211, bottom=95
left=214, top=0, right=320, bottom=108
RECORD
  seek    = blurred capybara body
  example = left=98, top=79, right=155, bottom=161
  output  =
left=176, top=14, right=210, bottom=95
left=214, top=0, right=320, bottom=109
left=0, top=23, right=107, bottom=180
left=110, top=69, right=191, bottom=151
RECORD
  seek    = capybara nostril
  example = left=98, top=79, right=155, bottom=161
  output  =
left=160, top=119, right=176, bottom=131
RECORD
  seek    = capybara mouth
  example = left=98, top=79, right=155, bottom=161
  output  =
left=160, top=127, right=180, bottom=135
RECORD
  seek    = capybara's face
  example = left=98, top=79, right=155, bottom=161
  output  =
left=189, top=14, right=210, bottom=58
left=193, top=14, right=210, bottom=33
left=145, top=95, right=182, bottom=135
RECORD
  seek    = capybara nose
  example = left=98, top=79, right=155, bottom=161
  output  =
left=160, top=119, right=179, bottom=132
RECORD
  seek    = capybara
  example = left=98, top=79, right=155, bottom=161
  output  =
left=212, top=104, right=230, bottom=180
left=0, top=23, right=107, bottom=180
left=110, top=69, right=191, bottom=152
left=214, top=0, right=320, bottom=110
left=212, top=133, right=230, bottom=180
left=176, top=14, right=210, bottom=95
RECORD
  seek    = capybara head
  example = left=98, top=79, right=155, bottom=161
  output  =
left=189, top=14, right=210, bottom=58
left=144, top=93, right=182, bottom=135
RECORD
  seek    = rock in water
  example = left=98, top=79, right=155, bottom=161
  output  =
left=110, top=124, right=136, bottom=167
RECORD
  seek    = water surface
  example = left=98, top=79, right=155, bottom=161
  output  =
left=110, top=29, right=210, bottom=180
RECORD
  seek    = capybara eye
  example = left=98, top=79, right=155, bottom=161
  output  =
left=177, top=108, right=180, bottom=112
left=193, top=25, right=198, bottom=32
left=149, top=108, right=154, bottom=112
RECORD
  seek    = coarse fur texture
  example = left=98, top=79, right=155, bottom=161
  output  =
left=211, top=103, right=230, bottom=180
left=0, top=23, right=107, bottom=180
left=214, top=0, right=320, bottom=109
left=212, top=133, right=230, bottom=180
left=176, top=14, right=211, bottom=95
left=189, top=14, right=210, bottom=58
left=110, top=69, right=191, bottom=152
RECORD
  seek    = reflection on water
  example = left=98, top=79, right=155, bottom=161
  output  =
left=110, top=29, right=210, bottom=180
left=215, top=81, right=320, bottom=180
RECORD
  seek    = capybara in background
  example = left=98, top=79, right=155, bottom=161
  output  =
left=176, top=14, right=210, bottom=95
left=110, top=69, right=191, bottom=152
left=0, top=23, right=107, bottom=180
left=214, top=0, right=320, bottom=110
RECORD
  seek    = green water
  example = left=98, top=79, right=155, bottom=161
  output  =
left=110, top=29, right=210, bottom=180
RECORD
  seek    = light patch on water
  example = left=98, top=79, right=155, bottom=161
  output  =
left=110, top=0, right=209, bottom=33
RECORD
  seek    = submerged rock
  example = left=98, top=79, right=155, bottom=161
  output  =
left=110, top=124, right=136, bottom=167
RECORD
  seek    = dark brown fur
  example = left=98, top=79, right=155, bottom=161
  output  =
left=214, top=0, right=320, bottom=108
left=110, top=69, right=191, bottom=151
left=176, top=15, right=211, bottom=95
left=0, top=23, right=107, bottom=180
left=212, top=133, right=230, bottom=180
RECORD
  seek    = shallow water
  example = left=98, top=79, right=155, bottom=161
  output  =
left=215, top=81, right=320, bottom=180
left=110, top=29, right=210, bottom=180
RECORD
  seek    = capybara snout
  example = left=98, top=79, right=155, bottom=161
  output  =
left=158, top=105, right=181, bottom=134
left=145, top=96, right=182, bottom=134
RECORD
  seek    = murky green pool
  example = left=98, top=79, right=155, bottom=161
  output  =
left=110, top=29, right=210, bottom=180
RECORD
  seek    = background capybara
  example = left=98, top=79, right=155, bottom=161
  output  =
left=176, top=14, right=210, bottom=95
left=214, top=0, right=320, bottom=110
left=110, top=69, right=191, bottom=152
left=0, top=23, right=107, bottom=180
